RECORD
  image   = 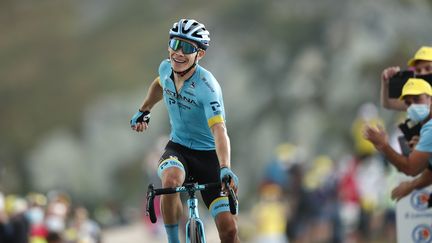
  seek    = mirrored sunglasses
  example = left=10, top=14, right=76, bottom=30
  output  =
left=169, top=39, right=198, bottom=54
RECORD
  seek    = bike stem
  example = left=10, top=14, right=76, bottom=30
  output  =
left=187, top=184, right=200, bottom=219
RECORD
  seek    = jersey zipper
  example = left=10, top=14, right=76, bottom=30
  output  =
left=170, top=73, right=192, bottom=145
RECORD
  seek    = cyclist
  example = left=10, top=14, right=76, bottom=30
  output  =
left=130, top=19, right=239, bottom=243
left=380, top=46, right=432, bottom=111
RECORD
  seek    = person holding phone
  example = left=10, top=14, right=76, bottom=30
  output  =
left=380, top=46, right=432, bottom=111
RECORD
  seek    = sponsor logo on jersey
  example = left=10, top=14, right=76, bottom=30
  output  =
left=214, top=203, right=229, bottom=210
left=202, top=77, right=215, bottom=92
left=184, top=90, right=195, bottom=96
left=210, top=101, right=221, bottom=114
left=164, top=88, right=197, bottom=106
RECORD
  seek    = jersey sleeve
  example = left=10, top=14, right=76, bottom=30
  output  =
left=198, top=77, right=225, bottom=128
left=155, top=76, right=162, bottom=87
left=158, top=59, right=171, bottom=89
left=415, top=123, right=432, bottom=153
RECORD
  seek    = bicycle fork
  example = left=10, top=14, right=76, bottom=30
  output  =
left=185, top=194, right=206, bottom=243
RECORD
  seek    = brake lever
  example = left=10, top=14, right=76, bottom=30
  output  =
left=146, top=184, right=157, bottom=223
left=223, top=177, right=238, bottom=215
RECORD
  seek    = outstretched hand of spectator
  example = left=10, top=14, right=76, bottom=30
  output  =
left=391, top=181, right=414, bottom=201
left=363, top=124, right=388, bottom=151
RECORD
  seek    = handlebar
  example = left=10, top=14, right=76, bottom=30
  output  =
left=222, top=176, right=238, bottom=215
left=146, top=184, right=157, bottom=223
left=145, top=181, right=238, bottom=223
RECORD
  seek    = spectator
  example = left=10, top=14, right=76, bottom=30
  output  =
left=7, top=196, right=30, bottom=243
left=251, top=183, right=288, bottom=243
left=303, top=155, right=341, bottom=243
left=46, top=232, right=63, bottom=243
left=365, top=78, right=432, bottom=176
left=380, top=46, right=432, bottom=111
left=262, top=143, right=301, bottom=189
left=68, top=206, right=101, bottom=243
left=45, top=192, right=70, bottom=234
left=26, top=193, right=48, bottom=243
left=351, top=103, right=384, bottom=159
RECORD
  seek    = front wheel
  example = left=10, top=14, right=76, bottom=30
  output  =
left=187, top=218, right=205, bottom=243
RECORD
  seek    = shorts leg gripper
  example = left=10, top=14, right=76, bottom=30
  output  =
left=209, top=197, right=230, bottom=218
left=157, top=158, right=185, bottom=179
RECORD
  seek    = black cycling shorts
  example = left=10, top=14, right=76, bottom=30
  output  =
left=159, top=140, right=222, bottom=209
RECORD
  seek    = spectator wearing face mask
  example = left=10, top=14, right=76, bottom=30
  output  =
left=380, top=46, right=432, bottom=111
left=365, top=78, right=432, bottom=176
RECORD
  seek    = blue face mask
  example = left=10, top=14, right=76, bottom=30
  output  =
left=407, top=104, right=430, bottom=123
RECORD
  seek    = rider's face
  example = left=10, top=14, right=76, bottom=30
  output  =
left=168, top=38, right=203, bottom=73
left=413, top=60, right=432, bottom=75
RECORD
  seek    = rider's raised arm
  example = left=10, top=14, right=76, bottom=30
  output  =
left=139, top=76, right=163, bottom=112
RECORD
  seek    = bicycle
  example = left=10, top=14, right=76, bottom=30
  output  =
left=146, top=177, right=238, bottom=243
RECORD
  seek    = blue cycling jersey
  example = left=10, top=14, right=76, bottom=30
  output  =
left=158, top=59, right=225, bottom=150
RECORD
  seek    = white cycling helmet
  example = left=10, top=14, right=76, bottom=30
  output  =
left=169, top=19, right=210, bottom=50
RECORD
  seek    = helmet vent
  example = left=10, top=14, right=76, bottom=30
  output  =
left=181, top=20, right=188, bottom=33
left=192, top=27, right=205, bottom=38
left=169, top=19, right=210, bottom=50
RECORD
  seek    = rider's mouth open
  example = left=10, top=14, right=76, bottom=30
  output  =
left=172, top=57, right=187, bottom=64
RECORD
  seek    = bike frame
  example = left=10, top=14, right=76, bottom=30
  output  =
left=185, top=187, right=206, bottom=242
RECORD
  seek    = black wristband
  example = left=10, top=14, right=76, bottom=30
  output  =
left=139, top=110, right=151, bottom=124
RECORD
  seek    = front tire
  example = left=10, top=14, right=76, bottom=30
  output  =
left=187, top=219, right=204, bottom=243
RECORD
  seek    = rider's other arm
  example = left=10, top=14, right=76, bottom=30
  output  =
left=212, top=122, right=239, bottom=188
left=140, top=77, right=163, bottom=112
left=211, top=122, right=231, bottom=169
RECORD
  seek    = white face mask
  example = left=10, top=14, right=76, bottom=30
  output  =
left=45, top=215, right=65, bottom=232
left=26, top=207, right=44, bottom=225
left=407, top=104, right=430, bottom=123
